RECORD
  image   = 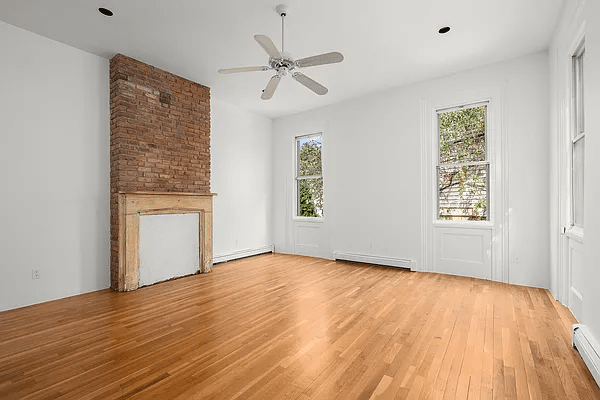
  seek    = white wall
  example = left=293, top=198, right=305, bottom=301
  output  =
left=0, top=22, right=110, bottom=311
left=211, top=99, right=273, bottom=259
left=0, top=22, right=275, bottom=311
left=272, top=51, right=550, bottom=288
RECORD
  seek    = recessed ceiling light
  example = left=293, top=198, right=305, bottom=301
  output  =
left=98, top=7, right=113, bottom=17
left=439, top=26, right=451, bottom=34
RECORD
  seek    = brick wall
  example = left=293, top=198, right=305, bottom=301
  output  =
left=110, top=54, right=211, bottom=289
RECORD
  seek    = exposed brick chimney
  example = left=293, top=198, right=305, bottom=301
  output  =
left=109, top=54, right=211, bottom=290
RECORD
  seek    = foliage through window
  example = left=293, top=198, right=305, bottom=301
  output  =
left=296, top=134, right=323, bottom=217
left=437, top=104, right=489, bottom=221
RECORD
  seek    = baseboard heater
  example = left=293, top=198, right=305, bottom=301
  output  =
left=333, top=251, right=415, bottom=270
left=573, top=324, right=600, bottom=387
left=213, top=245, right=274, bottom=264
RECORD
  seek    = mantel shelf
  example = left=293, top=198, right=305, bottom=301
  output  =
left=119, top=191, right=217, bottom=197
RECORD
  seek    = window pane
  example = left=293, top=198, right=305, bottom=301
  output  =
left=576, top=53, right=585, bottom=135
left=439, top=106, right=486, bottom=164
left=298, top=178, right=323, bottom=217
left=572, top=137, right=585, bottom=226
left=298, top=136, right=322, bottom=176
left=438, top=164, right=488, bottom=221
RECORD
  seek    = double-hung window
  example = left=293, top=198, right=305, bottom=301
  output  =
left=571, top=44, right=585, bottom=228
left=437, top=103, right=489, bottom=221
left=295, top=134, right=323, bottom=218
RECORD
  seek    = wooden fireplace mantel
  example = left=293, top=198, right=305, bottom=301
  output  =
left=116, top=191, right=216, bottom=292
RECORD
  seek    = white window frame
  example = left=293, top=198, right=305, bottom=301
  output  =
left=435, top=101, right=491, bottom=224
left=294, top=132, right=324, bottom=222
left=569, top=41, right=585, bottom=236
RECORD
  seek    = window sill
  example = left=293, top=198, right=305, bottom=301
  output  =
left=433, top=220, right=493, bottom=229
left=293, top=217, right=324, bottom=223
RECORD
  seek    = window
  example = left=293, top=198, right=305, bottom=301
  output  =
left=296, top=134, right=323, bottom=218
left=571, top=44, right=585, bottom=228
left=437, top=103, right=489, bottom=221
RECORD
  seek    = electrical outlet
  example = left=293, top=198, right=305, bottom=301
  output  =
left=32, top=269, right=40, bottom=279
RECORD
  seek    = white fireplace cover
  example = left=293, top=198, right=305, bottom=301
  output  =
left=139, top=213, right=200, bottom=287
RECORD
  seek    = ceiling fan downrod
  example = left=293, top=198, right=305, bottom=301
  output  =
left=277, top=4, right=288, bottom=53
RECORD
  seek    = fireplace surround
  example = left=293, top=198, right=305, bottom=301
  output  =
left=115, top=191, right=215, bottom=291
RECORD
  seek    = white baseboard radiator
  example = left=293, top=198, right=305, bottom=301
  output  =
left=213, top=245, right=274, bottom=264
left=333, top=251, right=415, bottom=270
left=573, top=324, right=600, bottom=387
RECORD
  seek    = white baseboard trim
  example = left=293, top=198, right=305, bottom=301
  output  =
left=213, top=245, right=274, bottom=264
left=333, top=251, right=415, bottom=270
left=573, top=324, right=600, bottom=387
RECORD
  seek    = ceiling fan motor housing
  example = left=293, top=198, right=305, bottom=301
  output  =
left=269, top=52, right=295, bottom=74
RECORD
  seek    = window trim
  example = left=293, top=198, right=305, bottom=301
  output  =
left=435, top=101, right=491, bottom=223
left=294, top=132, right=323, bottom=221
left=569, top=40, right=585, bottom=230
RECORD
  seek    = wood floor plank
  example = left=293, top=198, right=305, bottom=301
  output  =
left=0, top=253, right=599, bottom=399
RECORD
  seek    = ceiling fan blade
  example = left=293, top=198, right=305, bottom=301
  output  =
left=218, top=66, right=270, bottom=74
left=295, top=52, right=344, bottom=68
left=261, top=75, right=281, bottom=100
left=292, top=72, right=328, bottom=95
left=219, top=66, right=269, bottom=75
left=254, top=35, right=282, bottom=59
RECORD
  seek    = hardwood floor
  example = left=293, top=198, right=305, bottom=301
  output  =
left=1, top=253, right=598, bottom=399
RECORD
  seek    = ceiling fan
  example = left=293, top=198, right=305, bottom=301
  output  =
left=218, top=4, right=344, bottom=100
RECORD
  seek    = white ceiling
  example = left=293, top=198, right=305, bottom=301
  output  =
left=0, top=0, right=562, bottom=119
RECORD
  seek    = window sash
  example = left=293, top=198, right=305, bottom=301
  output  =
left=295, top=134, right=322, bottom=178
left=571, top=45, right=585, bottom=228
left=437, top=163, right=490, bottom=221
left=437, top=104, right=488, bottom=165
left=571, top=137, right=585, bottom=227
left=573, top=49, right=585, bottom=138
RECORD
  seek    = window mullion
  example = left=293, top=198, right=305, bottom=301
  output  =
left=438, top=160, right=489, bottom=169
left=296, top=174, right=322, bottom=181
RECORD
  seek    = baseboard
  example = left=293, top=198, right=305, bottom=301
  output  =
left=333, top=251, right=415, bottom=270
left=573, top=324, right=600, bottom=387
left=213, top=245, right=274, bottom=264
